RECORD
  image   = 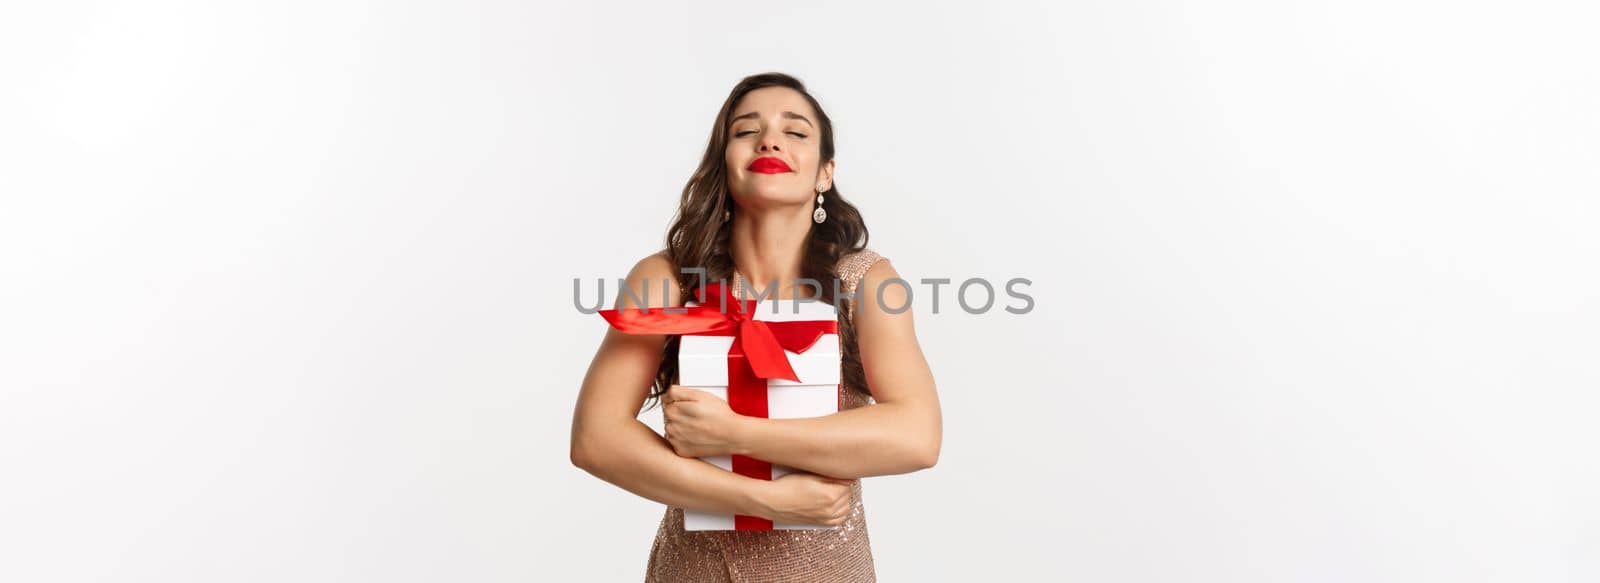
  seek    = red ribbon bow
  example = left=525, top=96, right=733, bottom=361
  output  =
left=598, top=282, right=839, bottom=530
left=598, top=282, right=836, bottom=382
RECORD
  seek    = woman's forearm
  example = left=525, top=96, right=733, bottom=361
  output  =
left=572, top=417, right=770, bottom=517
left=732, top=400, right=940, bottom=479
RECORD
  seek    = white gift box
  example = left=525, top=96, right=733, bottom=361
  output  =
left=675, top=297, right=841, bottom=531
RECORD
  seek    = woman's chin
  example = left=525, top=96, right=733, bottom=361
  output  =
left=731, top=187, right=809, bottom=208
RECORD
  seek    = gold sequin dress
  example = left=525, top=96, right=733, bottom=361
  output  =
left=644, top=249, right=886, bottom=583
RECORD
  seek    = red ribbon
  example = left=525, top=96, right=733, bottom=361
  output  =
left=598, top=282, right=838, bottom=530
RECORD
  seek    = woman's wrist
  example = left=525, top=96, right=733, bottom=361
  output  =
left=727, top=414, right=759, bottom=457
left=739, top=476, right=777, bottom=517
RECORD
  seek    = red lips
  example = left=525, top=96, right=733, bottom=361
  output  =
left=747, top=157, right=792, bottom=174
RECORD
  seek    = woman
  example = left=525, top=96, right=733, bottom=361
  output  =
left=570, top=72, right=943, bottom=582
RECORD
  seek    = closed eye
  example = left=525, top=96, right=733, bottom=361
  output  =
left=733, top=130, right=809, bottom=138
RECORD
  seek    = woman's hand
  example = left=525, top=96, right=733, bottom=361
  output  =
left=662, top=385, right=749, bottom=458
left=754, top=472, right=855, bottom=526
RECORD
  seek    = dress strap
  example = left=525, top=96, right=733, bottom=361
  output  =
left=836, top=248, right=885, bottom=321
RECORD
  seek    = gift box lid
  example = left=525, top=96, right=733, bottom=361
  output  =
left=677, top=297, right=841, bottom=387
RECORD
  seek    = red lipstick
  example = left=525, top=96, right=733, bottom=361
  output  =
left=747, top=157, right=792, bottom=174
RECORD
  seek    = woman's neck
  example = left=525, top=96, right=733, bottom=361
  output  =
left=728, top=202, right=814, bottom=299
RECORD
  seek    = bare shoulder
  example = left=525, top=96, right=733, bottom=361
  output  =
left=626, top=249, right=676, bottom=279
left=616, top=249, right=684, bottom=310
left=855, top=255, right=901, bottom=302
left=856, top=254, right=918, bottom=323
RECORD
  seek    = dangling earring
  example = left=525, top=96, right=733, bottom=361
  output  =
left=723, top=209, right=731, bottom=222
left=813, top=184, right=828, bottom=224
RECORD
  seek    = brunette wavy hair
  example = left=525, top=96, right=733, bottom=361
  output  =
left=643, top=72, right=871, bottom=412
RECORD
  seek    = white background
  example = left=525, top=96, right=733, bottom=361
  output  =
left=3, top=1, right=1597, bottom=581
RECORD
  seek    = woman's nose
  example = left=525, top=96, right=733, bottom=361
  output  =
left=759, top=134, right=781, bottom=152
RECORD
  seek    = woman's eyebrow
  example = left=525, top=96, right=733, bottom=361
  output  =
left=730, top=110, right=814, bottom=128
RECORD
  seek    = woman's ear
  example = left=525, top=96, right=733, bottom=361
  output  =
left=820, top=159, right=836, bottom=190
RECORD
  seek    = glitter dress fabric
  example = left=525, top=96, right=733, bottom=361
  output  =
left=644, top=249, right=886, bottom=583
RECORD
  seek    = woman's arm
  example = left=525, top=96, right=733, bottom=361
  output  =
left=664, top=259, right=943, bottom=479
left=569, top=253, right=766, bottom=516
left=570, top=253, right=854, bottom=524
